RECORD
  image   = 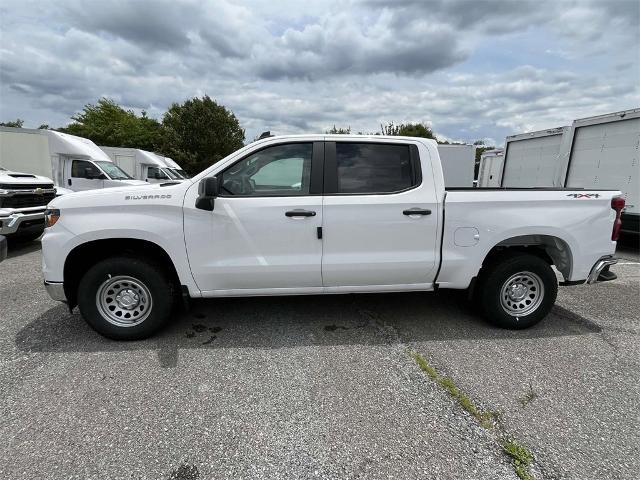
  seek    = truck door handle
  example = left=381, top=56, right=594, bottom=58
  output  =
left=403, top=208, right=431, bottom=216
left=285, top=209, right=316, bottom=218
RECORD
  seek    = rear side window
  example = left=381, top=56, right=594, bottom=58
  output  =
left=335, top=143, right=415, bottom=193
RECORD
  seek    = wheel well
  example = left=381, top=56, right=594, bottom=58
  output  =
left=64, top=238, right=181, bottom=310
left=481, top=235, right=572, bottom=281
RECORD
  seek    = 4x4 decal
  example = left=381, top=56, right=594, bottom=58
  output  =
left=566, top=193, right=601, bottom=199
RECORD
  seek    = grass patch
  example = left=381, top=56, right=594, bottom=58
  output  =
left=409, top=351, right=496, bottom=429
left=409, top=350, right=536, bottom=479
left=500, top=438, right=535, bottom=480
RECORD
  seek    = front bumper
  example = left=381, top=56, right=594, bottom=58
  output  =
left=587, top=256, right=618, bottom=284
left=44, top=281, right=67, bottom=302
left=0, top=208, right=46, bottom=235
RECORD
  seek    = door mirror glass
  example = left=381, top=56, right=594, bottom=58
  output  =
left=196, top=176, right=219, bottom=211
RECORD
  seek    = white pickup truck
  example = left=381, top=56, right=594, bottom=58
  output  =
left=41, top=135, right=623, bottom=339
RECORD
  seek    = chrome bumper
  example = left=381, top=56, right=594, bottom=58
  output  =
left=0, top=209, right=46, bottom=235
left=44, top=281, right=67, bottom=302
left=587, top=256, right=618, bottom=284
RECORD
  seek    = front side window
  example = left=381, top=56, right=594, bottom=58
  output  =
left=71, top=160, right=101, bottom=179
left=221, top=143, right=312, bottom=196
left=336, top=143, right=415, bottom=194
left=147, top=166, right=169, bottom=180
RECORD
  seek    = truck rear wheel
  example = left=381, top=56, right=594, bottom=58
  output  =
left=477, top=253, right=557, bottom=329
left=77, top=256, right=176, bottom=340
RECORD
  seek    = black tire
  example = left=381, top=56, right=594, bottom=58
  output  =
left=477, top=253, right=557, bottom=329
left=77, top=256, right=176, bottom=340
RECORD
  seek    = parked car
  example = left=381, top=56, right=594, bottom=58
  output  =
left=42, top=135, right=623, bottom=339
left=100, top=147, right=185, bottom=183
left=0, top=166, right=58, bottom=242
left=0, top=127, right=147, bottom=192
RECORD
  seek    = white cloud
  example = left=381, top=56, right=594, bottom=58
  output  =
left=0, top=0, right=638, bottom=144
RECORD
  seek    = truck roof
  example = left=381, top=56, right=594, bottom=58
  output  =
left=0, top=126, right=112, bottom=162
left=99, top=146, right=168, bottom=166
left=250, top=134, right=439, bottom=145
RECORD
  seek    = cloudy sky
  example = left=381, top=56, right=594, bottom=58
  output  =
left=1, top=0, right=638, bottom=145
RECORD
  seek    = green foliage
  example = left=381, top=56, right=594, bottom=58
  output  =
left=381, top=122, right=436, bottom=139
left=160, top=95, right=245, bottom=175
left=410, top=351, right=496, bottom=429
left=500, top=439, right=535, bottom=480
left=60, top=98, right=162, bottom=151
left=0, top=119, right=24, bottom=128
left=326, top=125, right=351, bottom=134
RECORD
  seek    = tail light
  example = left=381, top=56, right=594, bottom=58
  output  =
left=611, top=196, right=625, bottom=241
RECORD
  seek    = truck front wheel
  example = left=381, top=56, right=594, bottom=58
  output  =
left=77, top=256, right=176, bottom=340
left=478, top=253, right=557, bottom=329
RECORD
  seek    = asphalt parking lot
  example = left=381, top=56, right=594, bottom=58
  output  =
left=1, top=239, right=638, bottom=479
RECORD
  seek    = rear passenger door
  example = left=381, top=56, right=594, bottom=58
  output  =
left=321, top=141, right=439, bottom=289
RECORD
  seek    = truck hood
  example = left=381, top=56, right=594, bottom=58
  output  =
left=0, top=170, right=53, bottom=186
left=115, top=179, right=148, bottom=186
left=49, top=180, right=190, bottom=209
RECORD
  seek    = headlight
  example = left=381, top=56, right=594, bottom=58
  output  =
left=44, top=208, right=60, bottom=228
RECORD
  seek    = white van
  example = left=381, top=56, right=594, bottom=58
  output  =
left=100, top=147, right=183, bottom=183
left=0, top=127, right=147, bottom=192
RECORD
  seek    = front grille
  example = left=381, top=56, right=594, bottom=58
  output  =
left=0, top=192, right=55, bottom=208
left=0, top=183, right=54, bottom=190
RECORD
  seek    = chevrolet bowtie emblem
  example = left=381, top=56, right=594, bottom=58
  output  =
left=34, top=188, right=44, bottom=195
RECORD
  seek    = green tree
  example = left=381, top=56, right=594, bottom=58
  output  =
left=326, top=125, right=351, bottom=134
left=0, top=119, right=24, bottom=128
left=381, top=122, right=436, bottom=139
left=60, top=98, right=162, bottom=151
left=160, top=95, right=245, bottom=174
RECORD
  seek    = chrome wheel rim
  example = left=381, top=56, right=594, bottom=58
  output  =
left=500, top=271, right=544, bottom=317
left=96, top=275, right=152, bottom=327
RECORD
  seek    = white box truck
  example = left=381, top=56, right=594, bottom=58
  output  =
left=558, top=109, right=639, bottom=235
left=0, top=127, right=147, bottom=192
left=436, top=144, right=475, bottom=187
left=501, top=126, right=571, bottom=187
left=477, top=149, right=504, bottom=187
left=161, top=156, right=189, bottom=179
left=100, top=147, right=184, bottom=183
left=500, top=109, right=639, bottom=234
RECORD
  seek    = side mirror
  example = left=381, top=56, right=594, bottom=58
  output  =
left=196, top=176, right=219, bottom=211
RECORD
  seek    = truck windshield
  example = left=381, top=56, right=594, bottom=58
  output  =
left=174, top=169, right=189, bottom=179
left=163, top=168, right=181, bottom=180
left=95, top=161, right=133, bottom=180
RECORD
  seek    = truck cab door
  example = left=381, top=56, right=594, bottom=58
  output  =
left=66, top=159, right=105, bottom=191
left=321, top=141, right=439, bottom=289
left=184, top=142, right=324, bottom=294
